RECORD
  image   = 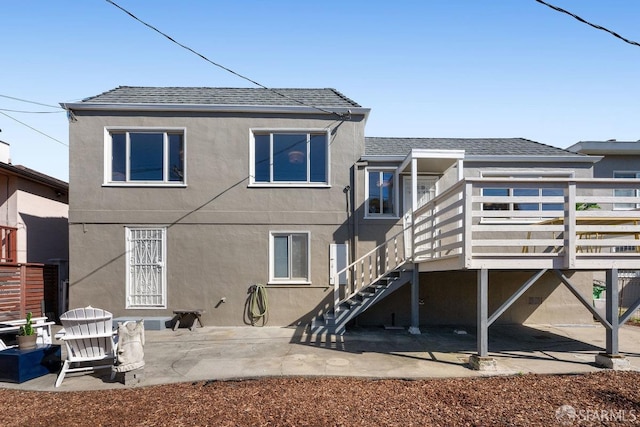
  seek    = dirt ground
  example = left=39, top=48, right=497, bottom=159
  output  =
left=2, top=371, right=639, bottom=426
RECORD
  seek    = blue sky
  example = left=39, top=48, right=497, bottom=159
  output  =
left=2, top=0, right=639, bottom=181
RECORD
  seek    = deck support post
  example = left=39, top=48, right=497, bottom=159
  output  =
left=596, top=268, right=630, bottom=370
left=477, top=268, right=488, bottom=357
left=408, top=265, right=420, bottom=335
left=470, top=268, right=496, bottom=370
left=605, top=268, right=619, bottom=356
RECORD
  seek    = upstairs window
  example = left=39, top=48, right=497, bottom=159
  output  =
left=366, top=168, right=398, bottom=218
left=251, top=131, right=329, bottom=186
left=480, top=172, right=572, bottom=222
left=482, top=187, right=564, bottom=212
left=107, top=129, right=185, bottom=185
left=613, top=171, right=640, bottom=210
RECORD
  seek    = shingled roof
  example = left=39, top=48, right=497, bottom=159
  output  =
left=80, top=86, right=361, bottom=108
left=365, top=137, right=585, bottom=157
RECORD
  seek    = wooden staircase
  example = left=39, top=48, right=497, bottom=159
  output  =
left=310, top=263, right=413, bottom=335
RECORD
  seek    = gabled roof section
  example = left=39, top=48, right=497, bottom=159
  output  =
left=81, top=86, right=361, bottom=107
left=62, top=86, right=369, bottom=118
left=365, top=137, right=588, bottom=158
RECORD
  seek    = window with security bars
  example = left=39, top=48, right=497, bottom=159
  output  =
left=126, top=227, right=167, bottom=308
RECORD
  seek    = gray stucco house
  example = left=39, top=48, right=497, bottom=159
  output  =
left=62, top=87, right=640, bottom=367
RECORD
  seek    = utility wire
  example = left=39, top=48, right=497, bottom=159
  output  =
left=0, top=94, right=62, bottom=110
left=535, top=0, right=640, bottom=48
left=105, top=0, right=348, bottom=118
left=0, top=108, right=63, bottom=114
left=0, top=112, right=68, bottom=147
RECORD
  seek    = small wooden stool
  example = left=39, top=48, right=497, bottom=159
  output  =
left=172, top=309, right=205, bottom=331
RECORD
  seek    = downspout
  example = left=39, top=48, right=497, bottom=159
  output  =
left=352, top=161, right=367, bottom=263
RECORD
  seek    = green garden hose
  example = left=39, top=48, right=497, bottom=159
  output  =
left=249, top=284, right=268, bottom=326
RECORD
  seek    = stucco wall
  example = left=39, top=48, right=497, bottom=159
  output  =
left=69, top=110, right=364, bottom=325
left=358, top=270, right=594, bottom=327
left=17, top=188, right=68, bottom=263
left=0, top=173, right=68, bottom=264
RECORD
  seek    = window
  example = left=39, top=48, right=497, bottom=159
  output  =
left=126, top=227, right=167, bottom=308
left=482, top=187, right=564, bottom=212
left=251, top=131, right=329, bottom=186
left=106, top=129, right=185, bottom=185
left=366, top=169, right=397, bottom=217
left=613, top=171, right=640, bottom=210
left=269, top=232, right=310, bottom=284
left=480, top=172, right=572, bottom=221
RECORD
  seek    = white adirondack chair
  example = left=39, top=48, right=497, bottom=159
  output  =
left=55, top=306, right=117, bottom=387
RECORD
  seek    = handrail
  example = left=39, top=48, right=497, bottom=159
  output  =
left=333, top=227, right=408, bottom=313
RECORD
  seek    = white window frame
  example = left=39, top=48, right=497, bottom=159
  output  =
left=613, top=171, right=640, bottom=210
left=365, top=167, right=399, bottom=219
left=104, top=127, right=187, bottom=187
left=268, top=231, right=311, bottom=285
left=480, top=171, right=574, bottom=223
left=125, top=226, right=167, bottom=309
left=249, top=128, right=331, bottom=187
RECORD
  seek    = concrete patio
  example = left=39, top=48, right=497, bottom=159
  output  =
left=2, top=323, right=640, bottom=392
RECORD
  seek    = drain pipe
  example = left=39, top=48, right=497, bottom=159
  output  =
left=352, top=161, right=367, bottom=263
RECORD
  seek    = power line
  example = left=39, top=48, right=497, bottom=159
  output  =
left=534, top=0, right=640, bottom=48
left=104, top=0, right=348, bottom=118
left=0, top=108, right=64, bottom=114
left=0, top=94, right=62, bottom=110
left=0, top=112, right=68, bottom=147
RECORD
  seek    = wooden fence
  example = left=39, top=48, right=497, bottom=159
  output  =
left=0, top=263, right=58, bottom=322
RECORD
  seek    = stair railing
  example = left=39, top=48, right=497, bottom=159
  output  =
left=332, top=228, right=408, bottom=313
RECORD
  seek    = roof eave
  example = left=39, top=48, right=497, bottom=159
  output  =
left=60, top=102, right=370, bottom=117
left=567, top=141, right=640, bottom=155
left=465, top=155, right=602, bottom=163
left=0, top=163, right=68, bottom=191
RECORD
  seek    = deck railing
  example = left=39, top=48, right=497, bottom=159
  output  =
left=332, top=229, right=407, bottom=313
left=412, top=178, right=640, bottom=270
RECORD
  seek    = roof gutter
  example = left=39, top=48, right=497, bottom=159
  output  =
left=60, top=102, right=370, bottom=119
left=465, top=155, right=602, bottom=163
left=362, top=154, right=602, bottom=164
left=0, top=163, right=68, bottom=191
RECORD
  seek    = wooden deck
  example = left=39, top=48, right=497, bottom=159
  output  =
left=411, top=177, right=640, bottom=271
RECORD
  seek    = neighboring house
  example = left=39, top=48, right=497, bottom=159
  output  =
left=61, top=87, right=639, bottom=366
left=0, top=140, right=69, bottom=321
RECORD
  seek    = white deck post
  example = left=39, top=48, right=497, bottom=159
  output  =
left=565, top=181, right=577, bottom=269
left=463, top=181, right=473, bottom=268
left=408, top=156, right=421, bottom=335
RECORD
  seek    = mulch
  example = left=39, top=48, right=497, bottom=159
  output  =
left=2, top=371, right=639, bottom=426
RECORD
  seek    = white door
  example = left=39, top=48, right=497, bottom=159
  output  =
left=329, top=243, right=349, bottom=285
left=126, top=227, right=167, bottom=308
left=403, top=177, right=437, bottom=255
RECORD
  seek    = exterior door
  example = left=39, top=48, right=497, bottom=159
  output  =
left=403, top=177, right=437, bottom=255
left=126, top=227, right=166, bottom=308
